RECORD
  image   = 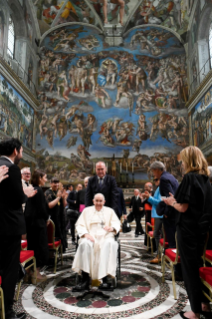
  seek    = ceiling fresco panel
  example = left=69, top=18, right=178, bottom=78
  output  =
left=125, top=0, right=194, bottom=36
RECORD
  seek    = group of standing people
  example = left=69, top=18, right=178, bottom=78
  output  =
left=129, top=148, right=212, bottom=319
left=0, top=137, right=212, bottom=319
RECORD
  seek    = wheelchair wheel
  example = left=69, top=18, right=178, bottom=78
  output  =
left=113, top=276, right=117, bottom=288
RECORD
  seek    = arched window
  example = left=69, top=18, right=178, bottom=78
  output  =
left=7, top=16, right=15, bottom=58
left=209, top=21, right=212, bottom=68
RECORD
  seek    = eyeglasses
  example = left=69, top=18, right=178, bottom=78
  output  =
left=153, top=178, right=159, bottom=182
left=23, top=173, right=31, bottom=175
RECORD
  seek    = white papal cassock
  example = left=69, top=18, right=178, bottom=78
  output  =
left=72, top=205, right=120, bottom=280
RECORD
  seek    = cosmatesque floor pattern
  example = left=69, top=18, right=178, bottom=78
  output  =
left=14, top=232, right=192, bottom=319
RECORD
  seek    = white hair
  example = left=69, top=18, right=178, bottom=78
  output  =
left=84, top=176, right=90, bottom=183
left=94, top=193, right=105, bottom=201
left=96, top=161, right=106, bottom=168
left=21, top=167, right=31, bottom=174
left=150, top=161, right=166, bottom=171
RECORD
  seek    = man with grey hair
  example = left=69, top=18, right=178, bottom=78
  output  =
left=85, top=161, right=119, bottom=216
left=21, top=167, right=31, bottom=188
left=72, top=193, right=120, bottom=291
left=21, top=167, right=31, bottom=212
left=150, top=161, right=179, bottom=249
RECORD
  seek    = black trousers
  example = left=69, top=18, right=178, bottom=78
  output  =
left=0, top=235, right=21, bottom=312
left=70, top=220, right=76, bottom=241
left=135, top=213, right=144, bottom=235
left=163, top=217, right=176, bottom=248
left=144, top=210, right=151, bottom=245
left=177, top=225, right=208, bottom=313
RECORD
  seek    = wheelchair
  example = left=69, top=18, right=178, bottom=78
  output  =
left=73, top=234, right=121, bottom=299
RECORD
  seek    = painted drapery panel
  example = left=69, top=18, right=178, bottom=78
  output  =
left=0, top=74, right=34, bottom=150
left=36, top=24, right=188, bottom=184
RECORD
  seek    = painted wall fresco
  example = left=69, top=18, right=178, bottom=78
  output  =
left=0, top=74, right=34, bottom=150
left=191, top=86, right=212, bottom=148
left=36, top=24, right=188, bottom=184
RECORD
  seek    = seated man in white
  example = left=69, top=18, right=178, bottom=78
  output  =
left=72, top=193, right=120, bottom=291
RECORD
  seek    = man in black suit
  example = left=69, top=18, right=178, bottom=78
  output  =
left=129, top=189, right=144, bottom=237
left=67, top=183, right=82, bottom=244
left=85, top=161, right=119, bottom=214
left=0, top=138, right=36, bottom=319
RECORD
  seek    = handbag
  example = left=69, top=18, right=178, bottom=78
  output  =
left=122, top=220, right=131, bottom=233
left=127, top=211, right=135, bottom=223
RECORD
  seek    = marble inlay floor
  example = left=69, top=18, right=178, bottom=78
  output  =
left=14, top=232, right=191, bottom=319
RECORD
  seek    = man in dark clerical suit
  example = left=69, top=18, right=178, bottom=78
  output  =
left=0, top=138, right=36, bottom=319
left=129, top=189, right=145, bottom=237
left=85, top=161, right=119, bottom=215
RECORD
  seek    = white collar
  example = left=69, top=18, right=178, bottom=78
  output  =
left=1, top=156, right=14, bottom=164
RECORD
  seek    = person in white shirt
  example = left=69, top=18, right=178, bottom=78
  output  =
left=72, top=193, right=120, bottom=291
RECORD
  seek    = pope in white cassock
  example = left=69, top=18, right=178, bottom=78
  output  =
left=72, top=193, right=120, bottom=291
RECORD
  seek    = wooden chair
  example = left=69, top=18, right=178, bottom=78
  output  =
left=158, top=224, right=169, bottom=271
left=47, top=219, right=63, bottom=274
left=146, top=217, right=155, bottom=256
left=21, top=240, right=27, bottom=251
left=16, top=250, right=37, bottom=301
left=162, top=233, right=180, bottom=300
left=202, top=234, right=212, bottom=267
left=0, top=276, right=5, bottom=319
left=199, top=267, right=212, bottom=302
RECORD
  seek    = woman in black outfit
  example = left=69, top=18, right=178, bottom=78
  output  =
left=164, top=146, right=212, bottom=319
left=25, top=170, right=49, bottom=281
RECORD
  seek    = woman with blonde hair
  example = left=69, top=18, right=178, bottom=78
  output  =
left=164, top=146, right=212, bottom=319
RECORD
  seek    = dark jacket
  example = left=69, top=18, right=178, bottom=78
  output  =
left=156, top=171, right=179, bottom=219
left=0, top=157, right=27, bottom=236
left=85, top=174, right=119, bottom=213
left=129, top=196, right=144, bottom=217
left=67, top=190, right=77, bottom=210
left=117, top=187, right=126, bottom=218
left=76, top=188, right=86, bottom=211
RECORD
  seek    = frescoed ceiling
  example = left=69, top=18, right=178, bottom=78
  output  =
left=32, top=0, right=197, bottom=36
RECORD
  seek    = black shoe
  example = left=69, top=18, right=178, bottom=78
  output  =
left=72, top=240, right=77, bottom=245
left=99, top=276, right=114, bottom=291
left=72, top=271, right=90, bottom=292
left=5, top=308, right=26, bottom=319
left=200, top=311, right=212, bottom=319
left=165, top=273, right=183, bottom=282
left=139, top=232, right=144, bottom=235
left=135, top=234, right=139, bottom=238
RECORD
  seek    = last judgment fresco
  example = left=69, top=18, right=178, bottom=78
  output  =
left=36, top=24, right=189, bottom=184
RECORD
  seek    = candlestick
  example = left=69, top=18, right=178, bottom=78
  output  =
left=120, top=162, right=122, bottom=173
left=126, top=162, right=128, bottom=173
left=132, top=162, right=134, bottom=173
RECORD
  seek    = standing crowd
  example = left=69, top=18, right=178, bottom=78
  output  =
left=0, top=138, right=212, bottom=319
